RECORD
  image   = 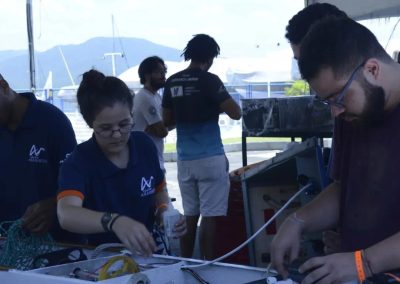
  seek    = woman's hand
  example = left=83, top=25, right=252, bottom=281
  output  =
left=112, top=215, right=156, bottom=256
left=172, top=215, right=187, bottom=238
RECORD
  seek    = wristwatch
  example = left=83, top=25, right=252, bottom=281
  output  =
left=101, top=212, right=113, bottom=232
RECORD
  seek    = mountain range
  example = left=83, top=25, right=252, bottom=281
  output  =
left=0, top=37, right=182, bottom=90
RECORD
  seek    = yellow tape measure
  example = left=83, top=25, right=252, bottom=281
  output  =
left=98, top=255, right=140, bottom=281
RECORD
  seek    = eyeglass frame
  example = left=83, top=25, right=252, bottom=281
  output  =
left=315, top=61, right=365, bottom=108
left=93, top=121, right=134, bottom=138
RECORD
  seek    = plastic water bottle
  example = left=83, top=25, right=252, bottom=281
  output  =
left=163, top=204, right=181, bottom=238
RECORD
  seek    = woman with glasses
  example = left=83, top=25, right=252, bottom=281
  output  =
left=57, top=69, right=185, bottom=256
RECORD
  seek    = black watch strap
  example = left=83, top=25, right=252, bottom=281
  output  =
left=109, top=214, right=122, bottom=232
left=101, top=212, right=113, bottom=232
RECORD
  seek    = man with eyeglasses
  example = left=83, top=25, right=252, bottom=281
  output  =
left=0, top=73, right=77, bottom=240
left=271, top=17, right=400, bottom=283
left=133, top=56, right=169, bottom=172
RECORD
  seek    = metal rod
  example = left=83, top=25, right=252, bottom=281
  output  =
left=26, top=0, right=36, bottom=91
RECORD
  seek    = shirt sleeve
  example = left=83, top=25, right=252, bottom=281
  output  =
left=153, top=152, right=165, bottom=192
left=57, top=153, right=86, bottom=201
left=136, top=93, right=162, bottom=126
left=43, top=108, right=77, bottom=199
left=52, top=111, right=77, bottom=164
left=145, top=134, right=165, bottom=192
left=203, top=74, right=231, bottom=105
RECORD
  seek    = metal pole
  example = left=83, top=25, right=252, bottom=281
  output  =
left=26, top=0, right=36, bottom=91
left=104, top=52, right=123, bottom=76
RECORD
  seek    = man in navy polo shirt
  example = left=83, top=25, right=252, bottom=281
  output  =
left=0, top=73, right=76, bottom=238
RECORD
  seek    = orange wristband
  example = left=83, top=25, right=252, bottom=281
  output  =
left=355, top=250, right=366, bottom=282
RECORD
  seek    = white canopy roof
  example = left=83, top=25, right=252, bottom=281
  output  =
left=306, top=0, right=400, bottom=20
left=118, top=52, right=294, bottom=88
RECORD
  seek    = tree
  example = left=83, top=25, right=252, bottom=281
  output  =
left=284, top=80, right=310, bottom=96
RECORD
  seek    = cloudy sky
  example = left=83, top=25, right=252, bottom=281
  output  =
left=2, top=1, right=400, bottom=59
left=2, top=0, right=304, bottom=58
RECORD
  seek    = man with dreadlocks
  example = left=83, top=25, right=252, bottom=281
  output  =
left=162, top=34, right=241, bottom=259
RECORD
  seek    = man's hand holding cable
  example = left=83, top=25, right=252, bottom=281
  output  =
left=299, top=252, right=358, bottom=284
left=270, top=212, right=306, bottom=278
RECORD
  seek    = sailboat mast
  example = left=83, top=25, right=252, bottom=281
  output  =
left=26, top=0, right=36, bottom=91
left=112, top=14, right=115, bottom=52
left=104, top=14, right=123, bottom=76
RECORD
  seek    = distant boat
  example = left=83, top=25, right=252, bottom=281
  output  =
left=56, top=84, right=78, bottom=102
left=36, top=71, right=53, bottom=101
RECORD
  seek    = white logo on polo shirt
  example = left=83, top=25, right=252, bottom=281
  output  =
left=141, top=176, right=155, bottom=197
left=28, top=145, right=47, bottom=163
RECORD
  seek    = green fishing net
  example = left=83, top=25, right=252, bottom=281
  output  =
left=0, top=219, right=54, bottom=270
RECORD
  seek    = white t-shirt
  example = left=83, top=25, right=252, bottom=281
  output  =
left=133, top=88, right=165, bottom=171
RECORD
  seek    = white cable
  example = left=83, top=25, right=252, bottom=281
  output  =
left=180, top=182, right=313, bottom=269
left=90, top=243, right=126, bottom=259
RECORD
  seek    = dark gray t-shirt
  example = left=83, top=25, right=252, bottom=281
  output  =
left=331, top=105, right=400, bottom=251
left=162, top=67, right=230, bottom=124
left=162, top=68, right=231, bottom=160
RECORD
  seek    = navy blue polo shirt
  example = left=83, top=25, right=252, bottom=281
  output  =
left=58, top=131, right=165, bottom=245
left=0, top=92, right=76, bottom=222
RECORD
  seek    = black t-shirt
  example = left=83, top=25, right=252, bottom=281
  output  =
left=162, top=68, right=231, bottom=124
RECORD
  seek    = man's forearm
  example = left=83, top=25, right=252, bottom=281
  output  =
left=145, top=121, right=168, bottom=138
left=365, top=231, right=400, bottom=275
left=296, top=181, right=341, bottom=233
